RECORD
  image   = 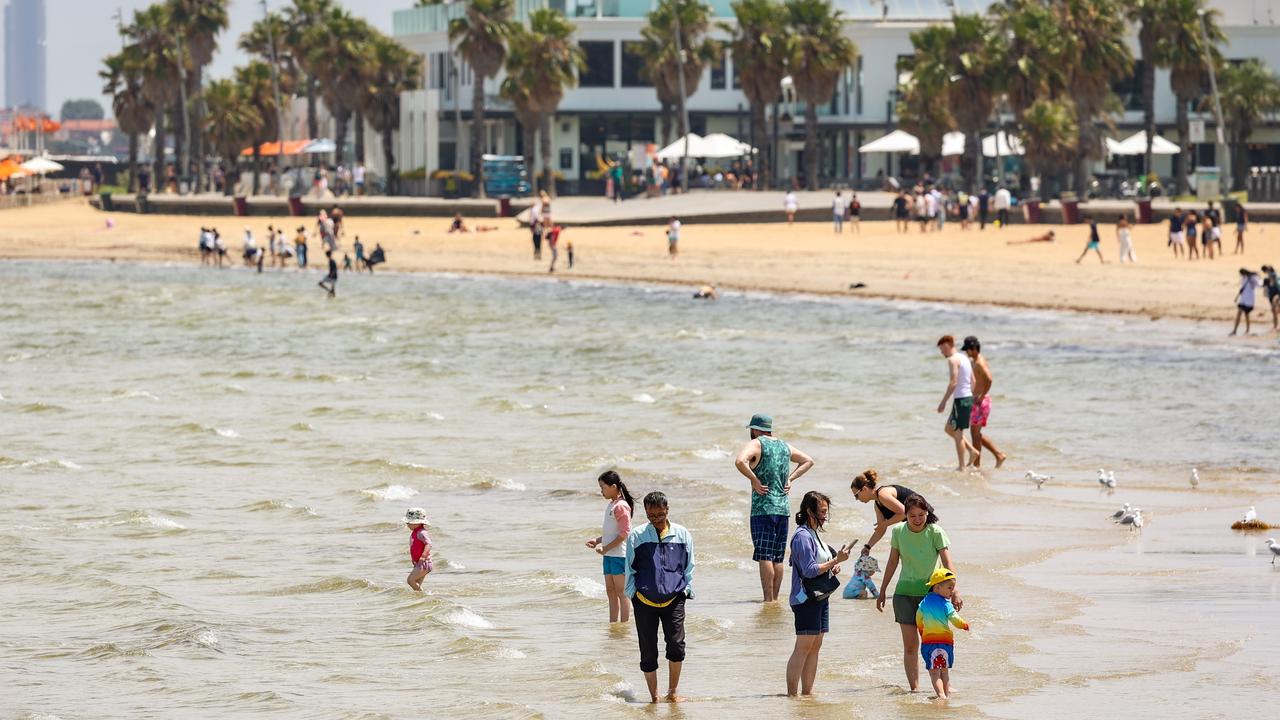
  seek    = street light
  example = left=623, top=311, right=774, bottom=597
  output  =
left=1199, top=8, right=1230, bottom=197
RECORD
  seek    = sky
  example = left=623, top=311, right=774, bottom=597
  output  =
left=6, top=0, right=407, bottom=117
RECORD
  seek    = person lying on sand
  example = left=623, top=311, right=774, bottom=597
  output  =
left=693, top=285, right=718, bottom=300
left=1007, top=230, right=1055, bottom=245
left=448, top=213, right=500, bottom=234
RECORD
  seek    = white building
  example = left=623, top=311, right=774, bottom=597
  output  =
left=388, top=0, right=1280, bottom=191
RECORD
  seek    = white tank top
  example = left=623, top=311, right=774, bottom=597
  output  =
left=602, top=499, right=628, bottom=558
left=954, top=353, right=974, bottom=399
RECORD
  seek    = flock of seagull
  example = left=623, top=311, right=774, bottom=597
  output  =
left=1020, top=469, right=1280, bottom=565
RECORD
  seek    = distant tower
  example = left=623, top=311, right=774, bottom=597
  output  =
left=4, top=0, right=47, bottom=111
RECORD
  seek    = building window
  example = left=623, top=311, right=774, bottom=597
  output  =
left=710, top=44, right=727, bottom=90
left=579, top=41, right=615, bottom=88
left=560, top=148, right=573, bottom=169
left=621, top=41, right=647, bottom=87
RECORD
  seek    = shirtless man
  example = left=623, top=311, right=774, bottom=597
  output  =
left=962, top=336, right=1007, bottom=468
left=936, top=336, right=978, bottom=471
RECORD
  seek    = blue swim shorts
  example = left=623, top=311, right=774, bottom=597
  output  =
left=602, top=555, right=626, bottom=576
left=922, top=643, right=955, bottom=670
left=750, top=514, right=789, bottom=563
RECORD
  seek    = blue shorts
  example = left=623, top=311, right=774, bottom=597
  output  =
left=791, top=597, right=830, bottom=635
left=602, top=556, right=626, bottom=576
left=922, top=643, right=955, bottom=670
left=750, top=514, right=789, bottom=563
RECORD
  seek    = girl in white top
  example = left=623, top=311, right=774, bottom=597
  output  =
left=1116, top=215, right=1136, bottom=263
left=585, top=470, right=635, bottom=623
left=784, top=191, right=798, bottom=224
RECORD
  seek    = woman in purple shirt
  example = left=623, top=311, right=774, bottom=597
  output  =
left=786, top=491, right=852, bottom=696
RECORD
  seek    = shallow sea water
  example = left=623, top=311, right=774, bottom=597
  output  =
left=1, top=260, right=1278, bottom=719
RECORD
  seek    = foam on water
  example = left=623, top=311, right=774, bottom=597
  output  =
left=440, top=607, right=495, bottom=630
left=813, top=421, right=845, bottom=432
left=692, top=445, right=731, bottom=460
left=360, top=484, right=419, bottom=501
left=214, top=427, right=240, bottom=438
left=630, top=393, right=656, bottom=403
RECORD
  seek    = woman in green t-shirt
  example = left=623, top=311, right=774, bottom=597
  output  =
left=876, top=494, right=962, bottom=692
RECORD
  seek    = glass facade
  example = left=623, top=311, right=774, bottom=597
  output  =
left=579, top=41, right=615, bottom=88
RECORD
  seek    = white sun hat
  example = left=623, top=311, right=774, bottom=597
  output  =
left=402, top=508, right=429, bottom=524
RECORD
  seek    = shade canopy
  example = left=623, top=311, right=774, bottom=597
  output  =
left=20, top=156, right=64, bottom=174
left=0, top=159, right=28, bottom=180
left=859, top=129, right=920, bottom=154
left=1111, top=131, right=1180, bottom=156
left=982, top=131, right=1024, bottom=157
left=302, top=138, right=336, bottom=154
left=941, top=131, right=966, bottom=157
left=655, top=133, right=704, bottom=160
left=239, top=138, right=335, bottom=157
left=699, top=132, right=755, bottom=157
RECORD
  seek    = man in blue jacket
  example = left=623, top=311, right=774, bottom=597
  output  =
left=625, top=491, right=695, bottom=703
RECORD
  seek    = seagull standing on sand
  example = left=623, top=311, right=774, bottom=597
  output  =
left=1096, top=468, right=1108, bottom=487
left=1120, top=509, right=1143, bottom=532
left=1026, top=471, right=1052, bottom=489
left=1105, top=471, right=1117, bottom=490
left=1111, top=503, right=1132, bottom=521
left=1244, top=506, right=1258, bottom=524
left=1266, top=538, right=1280, bottom=565
left=1189, top=468, right=1199, bottom=490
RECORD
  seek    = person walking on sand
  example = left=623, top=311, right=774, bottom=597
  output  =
left=786, top=491, right=852, bottom=697
left=978, top=188, right=990, bottom=230
left=936, top=336, right=978, bottom=470
left=1075, top=216, right=1106, bottom=264
left=624, top=491, right=694, bottom=703
left=832, top=190, right=844, bottom=233
left=1235, top=204, right=1249, bottom=254
left=295, top=226, right=308, bottom=269
left=529, top=199, right=544, bottom=260
left=893, top=191, right=910, bottom=234
left=784, top=190, right=798, bottom=224
left=848, top=193, right=861, bottom=234
left=876, top=494, right=961, bottom=693
left=850, top=468, right=918, bottom=557
left=586, top=470, right=635, bottom=624
left=667, top=216, right=681, bottom=259
left=994, top=186, right=1011, bottom=227
left=1117, top=215, right=1137, bottom=263
left=318, top=249, right=338, bottom=298
left=1185, top=210, right=1200, bottom=260
left=962, top=336, right=1007, bottom=468
left=735, top=414, right=815, bottom=603
left=1168, top=208, right=1185, bottom=258
left=1232, top=268, right=1261, bottom=336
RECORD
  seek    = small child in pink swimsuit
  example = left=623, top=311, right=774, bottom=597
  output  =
left=404, top=507, right=433, bottom=591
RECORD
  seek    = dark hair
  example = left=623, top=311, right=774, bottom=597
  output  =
left=642, top=491, right=668, bottom=509
left=597, top=470, right=635, bottom=518
left=903, top=494, right=939, bottom=525
left=851, top=468, right=879, bottom=492
left=795, top=490, right=832, bottom=528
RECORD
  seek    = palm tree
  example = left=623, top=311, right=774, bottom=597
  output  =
left=525, top=9, right=583, bottom=196
left=1058, top=0, right=1132, bottom=196
left=726, top=0, right=789, bottom=190
left=127, top=5, right=182, bottom=193
left=168, top=0, right=229, bottom=193
left=500, top=26, right=542, bottom=196
left=785, top=0, right=855, bottom=190
left=361, top=34, right=423, bottom=196
left=1162, top=0, right=1225, bottom=195
left=235, top=60, right=281, bottom=195
left=988, top=0, right=1071, bottom=121
left=282, top=0, right=334, bottom=142
left=1019, top=97, right=1078, bottom=198
left=1127, top=0, right=1175, bottom=186
left=1219, top=59, right=1280, bottom=191
left=101, top=47, right=154, bottom=192
left=203, top=78, right=263, bottom=195
left=449, top=0, right=515, bottom=198
left=638, top=0, right=719, bottom=150
left=894, top=68, right=950, bottom=178
left=304, top=7, right=374, bottom=168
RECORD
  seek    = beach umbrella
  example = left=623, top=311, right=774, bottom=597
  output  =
left=858, top=129, right=920, bottom=154
left=941, top=132, right=966, bottom=157
left=981, top=131, right=1024, bottom=158
left=301, top=138, right=336, bottom=154
left=20, top=156, right=64, bottom=174
left=655, top=133, right=705, bottom=160
left=699, top=133, right=755, bottom=158
left=1112, top=131, right=1179, bottom=156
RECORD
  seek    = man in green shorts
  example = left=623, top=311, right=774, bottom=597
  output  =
left=936, top=336, right=977, bottom=470
left=734, top=413, right=814, bottom=602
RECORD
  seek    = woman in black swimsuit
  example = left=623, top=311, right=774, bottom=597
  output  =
left=850, top=468, right=918, bottom=557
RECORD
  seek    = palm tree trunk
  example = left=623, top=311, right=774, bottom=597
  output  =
left=660, top=103, right=673, bottom=147
left=804, top=102, right=819, bottom=190
left=540, top=111, right=554, bottom=198
left=382, top=129, right=396, bottom=196
left=334, top=112, right=349, bottom=170
left=1075, top=108, right=1090, bottom=197
left=521, top=119, right=538, bottom=197
left=1175, top=92, right=1191, bottom=196
left=471, top=74, right=487, bottom=198
left=173, top=102, right=187, bottom=193
left=307, top=76, right=319, bottom=167
left=355, top=111, right=366, bottom=164
left=191, top=67, right=205, bottom=193
left=751, top=102, right=768, bottom=191
left=970, top=130, right=981, bottom=195
left=152, top=107, right=166, bottom=194
left=128, top=133, right=139, bottom=193
left=252, top=147, right=261, bottom=195
left=1140, top=34, right=1156, bottom=185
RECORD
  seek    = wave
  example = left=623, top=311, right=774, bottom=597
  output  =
left=347, top=458, right=442, bottom=476
left=6, top=457, right=83, bottom=470
left=266, top=576, right=383, bottom=596
left=360, top=484, right=419, bottom=502
left=76, top=511, right=186, bottom=532
left=174, top=422, right=241, bottom=439
left=100, top=389, right=159, bottom=402
left=19, top=402, right=66, bottom=414
left=515, top=571, right=606, bottom=601
left=444, top=636, right=526, bottom=660
left=813, top=421, right=845, bottom=432
left=214, top=427, right=240, bottom=438
left=289, top=422, right=313, bottom=432
left=438, top=606, right=495, bottom=630
left=243, top=499, right=318, bottom=517
left=469, top=477, right=526, bottom=492
left=691, top=445, right=731, bottom=461
left=631, top=393, right=656, bottom=404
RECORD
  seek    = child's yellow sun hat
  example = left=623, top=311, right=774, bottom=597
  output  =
left=926, top=568, right=957, bottom=587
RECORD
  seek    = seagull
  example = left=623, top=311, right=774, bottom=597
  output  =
left=1120, top=509, right=1143, bottom=531
left=1190, top=468, right=1199, bottom=490
left=1105, top=471, right=1117, bottom=489
left=1096, top=468, right=1108, bottom=486
left=1111, top=503, right=1132, bottom=521
left=1244, top=506, right=1258, bottom=524
left=1131, top=510, right=1145, bottom=532
left=1266, top=538, right=1280, bottom=565
left=1025, top=471, right=1052, bottom=489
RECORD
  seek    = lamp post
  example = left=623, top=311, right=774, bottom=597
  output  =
left=1198, top=8, right=1230, bottom=197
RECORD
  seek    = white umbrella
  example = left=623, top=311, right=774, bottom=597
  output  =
left=301, top=138, right=336, bottom=154
left=941, top=131, right=966, bottom=157
left=858, top=129, right=920, bottom=154
left=982, top=131, right=1024, bottom=158
left=656, top=133, right=705, bottom=160
left=699, top=132, right=754, bottom=157
left=1112, top=131, right=1180, bottom=156
left=20, top=156, right=64, bottom=174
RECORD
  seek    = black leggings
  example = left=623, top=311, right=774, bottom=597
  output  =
left=997, top=208, right=1009, bottom=226
left=632, top=595, right=686, bottom=672
left=532, top=230, right=542, bottom=259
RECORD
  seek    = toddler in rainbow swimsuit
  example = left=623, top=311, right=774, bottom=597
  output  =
left=404, top=508, right=433, bottom=591
left=916, top=567, right=970, bottom=701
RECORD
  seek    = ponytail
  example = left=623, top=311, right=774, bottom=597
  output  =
left=597, top=470, right=636, bottom=517
left=795, top=490, right=832, bottom=528
left=851, top=468, right=879, bottom=492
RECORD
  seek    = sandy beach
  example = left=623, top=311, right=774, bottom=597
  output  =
left=2, top=200, right=1278, bottom=325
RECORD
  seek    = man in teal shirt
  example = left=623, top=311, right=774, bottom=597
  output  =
left=734, top=413, right=815, bottom=602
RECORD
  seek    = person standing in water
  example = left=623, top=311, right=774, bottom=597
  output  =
left=318, top=249, right=338, bottom=298
left=786, top=491, right=852, bottom=696
left=624, top=491, right=694, bottom=703
left=586, top=470, right=635, bottom=624
left=1232, top=268, right=1261, bottom=336
left=850, top=468, right=919, bottom=558
left=962, top=336, right=1007, bottom=468
left=936, top=336, right=978, bottom=470
left=734, top=414, right=815, bottom=602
